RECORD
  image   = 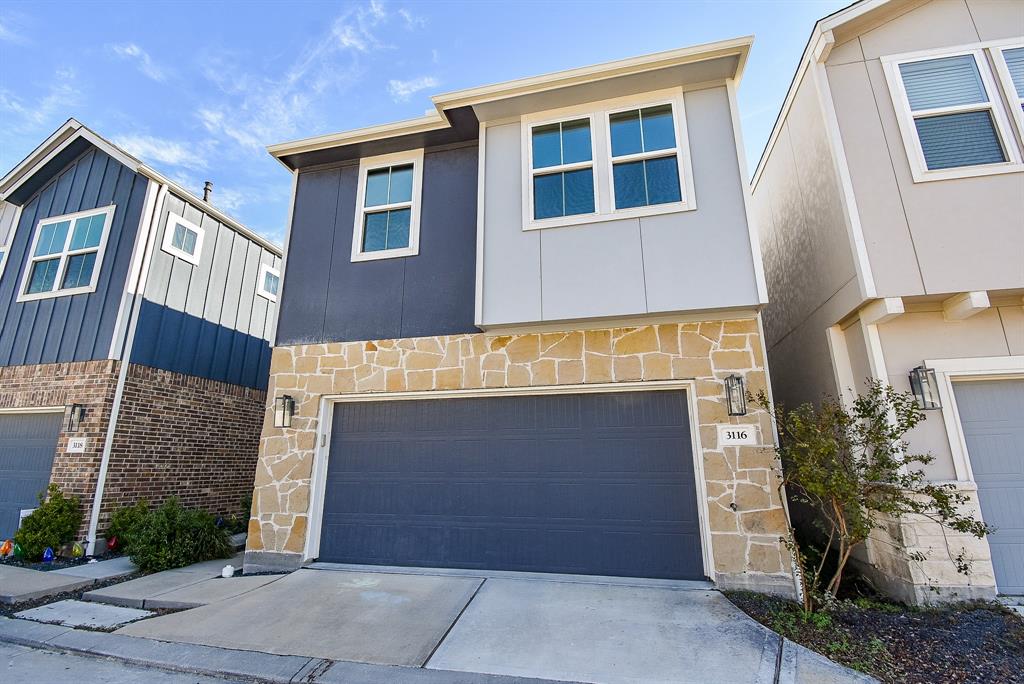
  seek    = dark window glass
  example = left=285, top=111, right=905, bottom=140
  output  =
left=533, top=173, right=563, bottom=220
left=264, top=271, right=280, bottom=295
left=70, top=215, right=104, bottom=250
left=364, top=168, right=390, bottom=207
left=613, top=161, right=647, bottom=209
left=388, top=165, right=414, bottom=204
left=561, top=119, right=592, bottom=164
left=385, top=208, right=411, bottom=249
left=645, top=156, right=682, bottom=204
left=531, top=123, right=562, bottom=169
left=563, top=168, right=595, bottom=215
left=610, top=110, right=643, bottom=157
left=61, top=252, right=96, bottom=289
left=35, top=220, right=70, bottom=257
left=27, top=258, right=60, bottom=294
left=362, top=212, right=389, bottom=251
left=915, top=110, right=1006, bottom=169
left=641, top=105, right=676, bottom=151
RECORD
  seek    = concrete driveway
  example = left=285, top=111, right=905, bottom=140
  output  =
left=116, top=566, right=863, bottom=684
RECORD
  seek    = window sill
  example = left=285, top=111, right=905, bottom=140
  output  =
left=351, top=246, right=419, bottom=263
left=910, top=160, right=1024, bottom=183
left=522, top=200, right=696, bottom=231
left=17, top=284, right=98, bottom=303
left=161, top=244, right=201, bottom=265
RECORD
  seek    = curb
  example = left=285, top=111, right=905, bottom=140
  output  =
left=0, top=617, right=575, bottom=684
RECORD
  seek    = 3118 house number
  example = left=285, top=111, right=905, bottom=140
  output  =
left=717, top=424, right=758, bottom=446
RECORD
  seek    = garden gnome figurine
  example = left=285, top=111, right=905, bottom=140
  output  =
left=71, top=542, right=85, bottom=558
left=107, top=535, right=119, bottom=552
left=12, top=542, right=23, bottom=558
left=42, top=547, right=55, bottom=563
left=0, top=540, right=11, bottom=557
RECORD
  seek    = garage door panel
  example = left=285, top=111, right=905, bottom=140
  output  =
left=954, top=379, right=1024, bottom=594
left=320, top=390, right=703, bottom=580
left=0, top=413, right=62, bottom=538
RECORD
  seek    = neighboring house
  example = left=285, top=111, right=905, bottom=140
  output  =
left=245, top=37, right=797, bottom=597
left=752, top=0, right=1024, bottom=603
left=0, top=119, right=282, bottom=553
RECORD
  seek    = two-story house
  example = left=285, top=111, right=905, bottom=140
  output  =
left=0, top=119, right=282, bottom=553
left=752, top=0, right=1023, bottom=603
left=244, top=37, right=796, bottom=596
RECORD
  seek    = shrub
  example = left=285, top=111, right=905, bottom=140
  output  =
left=129, top=498, right=232, bottom=573
left=105, top=500, right=150, bottom=553
left=14, top=485, right=83, bottom=561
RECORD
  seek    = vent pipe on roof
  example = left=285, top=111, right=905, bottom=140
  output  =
left=202, top=181, right=213, bottom=203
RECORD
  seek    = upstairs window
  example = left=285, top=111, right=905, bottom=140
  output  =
left=258, top=263, right=280, bottom=302
left=520, top=90, right=695, bottom=230
left=609, top=104, right=682, bottom=209
left=18, top=206, right=114, bottom=301
left=529, top=118, right=595, bottom=220
left=883, top=46, right=1022, bottom=182
left=162, top=213, right=204, bottom=265
left=993, top=43, right=1024, bottom=141
left=352, top=149, right=423, bottom=262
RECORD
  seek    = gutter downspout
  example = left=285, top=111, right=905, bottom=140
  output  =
left=85, top=182, right=168, bottom=555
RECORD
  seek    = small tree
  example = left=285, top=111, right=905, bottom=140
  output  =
left=756, top=381, right=990, bottom=610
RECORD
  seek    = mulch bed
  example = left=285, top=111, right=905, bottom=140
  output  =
left=727, top=591, right=1024, bottom=683
left=0, top=551, right=124, bottom=572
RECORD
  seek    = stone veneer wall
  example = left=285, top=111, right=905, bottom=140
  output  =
left=246, top=318, right=796, bottom=595
left=856, top=487, right=997, bottom=605
left=0, top=360, right=121, bottom=539
left=100, top=364, right=265, bottom=533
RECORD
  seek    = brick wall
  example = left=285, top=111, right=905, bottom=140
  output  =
left=100, top=364, right=266, bottom=532
left=0, top=360, right=121, bottom=537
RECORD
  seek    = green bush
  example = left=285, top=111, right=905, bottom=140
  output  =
left=14, top=485, right=83, bottom=561
left=129, top=498, right=232, bottom=572
left=105, top=500, right=150, bottom=553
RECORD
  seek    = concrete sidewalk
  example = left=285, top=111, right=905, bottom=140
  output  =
left=1, top=556, right=139, bottom=604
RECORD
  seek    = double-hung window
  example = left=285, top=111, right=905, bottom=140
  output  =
left=162, top=213, right=205, bottom=265
left=883, top=46, right=1022, bottom=182
left=521, top=90, right=694, bottom=230
left=352, top=149, right=423, bottom=262
left=608, top=104, right=683, bottom=209
left=993, top=43, right=1024, bottom=141
left=529, top=118, right=595, bottom=220
left=18, top=206, right=114, bottom=301
left=258, top=263, right=280, bottom=302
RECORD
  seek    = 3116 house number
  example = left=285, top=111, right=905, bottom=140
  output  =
left=717, top=424, right=758, bottom=446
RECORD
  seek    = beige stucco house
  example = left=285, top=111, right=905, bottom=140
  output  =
left=752, top=0, right=1024, bottom=603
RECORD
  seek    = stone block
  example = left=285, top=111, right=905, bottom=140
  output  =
left=642, top=353, right=672, bottom=380
left=541, top=331, right=583, bottom=359
left=657, top=324, right=680, bottom=355
left=584, top=329, right=611, bottom=354
left=672, top=357, right=712, bottom=379
left=613, top=355, right=642, bottom=381
left=557, top=360, right=584, bottom=384
left=505, top=335, right=541, bottom=363
left=584, top=353, right=612, bottom=383
left=711, top=350, right=753, bottom=370
left=436, top=368, right=463, bottom=390
left=406, top=351, right=443, bottom=370
left=613, top=327, right=658, bottom=355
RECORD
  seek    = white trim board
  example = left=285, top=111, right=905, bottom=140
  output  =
left=303, top=379, right=716, bottom=582
left=926, top=356, right=1024, bottom=484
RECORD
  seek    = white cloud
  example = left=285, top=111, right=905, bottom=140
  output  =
left=113, top=134, right=209, bottom=170
left=398, top=8, right=426, bottom=29
left=0, top=70, right=80, bottom=132
left=0, top=16, right=27, bottom=44
left=109, top=43, right=166, bottom=82
left=197, top=2, right=390, bottom=151
left=388, top=75, right=439, bottom=102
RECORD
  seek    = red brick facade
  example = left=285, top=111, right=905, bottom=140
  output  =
left=102, top=364, right=265, bottom=529
left=1, top=361, right=265, bottom=541
left=0, top=360, right=120, bottom=533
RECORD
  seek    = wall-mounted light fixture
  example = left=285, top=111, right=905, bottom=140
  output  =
left=274, top=395, right=295, bottom=428
left=724, top=374, right=747, bottom=416
left=65, top=404, right=85, bottom=432
left=908, top=366, right=941, bottom=410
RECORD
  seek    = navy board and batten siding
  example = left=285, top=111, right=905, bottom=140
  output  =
left=130, top=192, right=281, bottom=390
left=0, top=146, right=148, bottom=366
left=319, top=389, right=705, bottom=580
left=276, top=142, right=478, bottom=346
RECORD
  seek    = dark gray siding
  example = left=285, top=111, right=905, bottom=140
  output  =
left=130, top=191, right=281, bottom=390
left=277, top=143, right=478, bottom=345
left=0, top=146, right=148, bottom=365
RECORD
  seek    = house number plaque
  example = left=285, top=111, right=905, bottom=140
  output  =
left=717, top=425, right=757, bottom=446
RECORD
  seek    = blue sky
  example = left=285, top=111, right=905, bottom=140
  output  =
left=0, top=0, right=848, bottom=244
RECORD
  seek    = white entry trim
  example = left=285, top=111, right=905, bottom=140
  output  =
left=926, top=356, right=1024, bottom=483
left=304, top=380, right=716, bottom=581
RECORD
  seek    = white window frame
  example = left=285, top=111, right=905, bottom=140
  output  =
left=881, top=43, right=1023, bottom=183
left=17, top=205, right=116, bottom=302
left=351, top=148, right=424, bottom=262
left=523, top=114, right=600, bottom=227
left=520, top=88, right=696, bottom=231
left=990, top=39, right=1024, bottom=146
left=257, top=262, right=281, bottom=302
left=161, top=212, right=205, bottom=265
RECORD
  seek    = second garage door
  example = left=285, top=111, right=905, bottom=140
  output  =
left=0, top=412, right=62, bottom=538
left=318, top=389, right=704, bottom=580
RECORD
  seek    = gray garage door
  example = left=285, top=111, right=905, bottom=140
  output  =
left=954, top=379, right=1024, bottom=595
left=319, top=390, right=704, bottom=580
left=0, top=412, right=62, bottom=538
